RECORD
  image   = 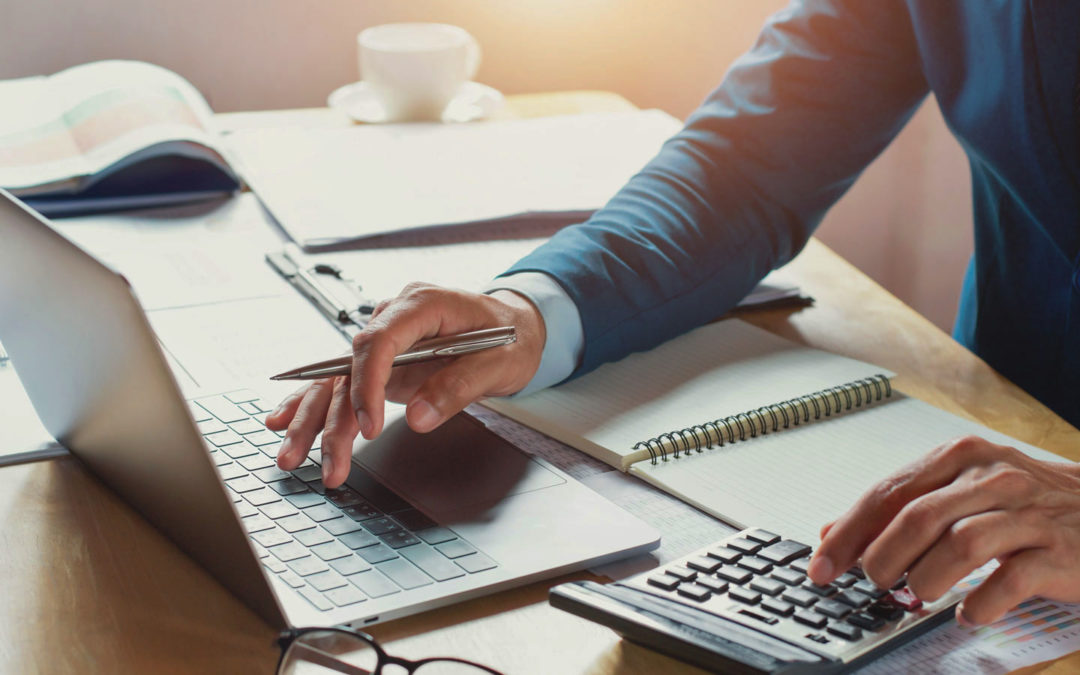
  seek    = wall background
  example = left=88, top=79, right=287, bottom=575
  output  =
left=0, top=0, right=972, bottom=332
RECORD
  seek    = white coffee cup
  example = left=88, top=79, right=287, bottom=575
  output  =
left=358, top=23, right=481, bottom=122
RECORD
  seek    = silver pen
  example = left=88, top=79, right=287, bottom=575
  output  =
left=270, top=326, right=516, bottom=381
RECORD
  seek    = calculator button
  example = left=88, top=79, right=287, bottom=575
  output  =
left=826, top=622, right=863, bottom=641
left=744, top=528, right=781, bottom=545
left=728, top=586, right=761, bottom=605
left=737, top=556, right=773, bottom=575
left=789, top=557, right=812, bottom=574
left=802, top=581, right=837, bottom=597
left=781, top=588, right=819, bottom=608
left=761, top=597, right=794, bottom=617
left=749, top=577, right=786, bottom=597
left=696, top=576, right=729, bottom=594
left=716, top=565, right=753, bottom=585
left=833, top=573, right=858, bottom=588
left=853, top=579, right=888, bottom=599
left=676, top=583, right=712, bottom=602
left=727, top=538, right=762, bottom=555
left=793, top=609, right=827, bottom=629
left=665, top=566, right=698, bottom=582
left=706, top=546, right=742, bottom=564
left=737, top=608, right=778, bottom=625
left=813, top=599, right=852, bottom=620
left=647, top=574, right=682, bottom=593
left=686, top=556, right=722, bottom=574
left=868, top=599, right=906, bottom=622
left=847, top=611, right=886, bottom=631
left=836, top=589, right=872, bottom=609
left=890, top=587, right=923, bottom=611
left=847, top=566, right=866, bottom=579
left=757, top=540, right=812, bottom=565
left=770, top=568, right=806, bottom=586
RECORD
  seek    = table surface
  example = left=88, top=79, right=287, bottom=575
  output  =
left=3, top=92, right=1078, bottom=675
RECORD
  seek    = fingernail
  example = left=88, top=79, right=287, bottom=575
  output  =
left=355, top=408, right=372, bottom=438
left=321, top=452, right=334, bottom=484
left=408, top=399, right=440, bottom=432
left=956, top=602, right=975, bottom=627
left=808, top=555, right=834, bottom=583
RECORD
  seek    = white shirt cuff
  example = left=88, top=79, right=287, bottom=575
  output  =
left=483, top=271, right=584, bottom=396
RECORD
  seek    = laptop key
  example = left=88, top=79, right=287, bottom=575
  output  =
left=324, top=585, right=367, bottom=607
left=238, top=454, right=275, bottom=472
left=254, top=466, right=292, bottom=483
left=416, top=527, right=457, bottom=546
left=197, top=398, right=248, bottom=423
left=329, top=555, right=372, bottom=577
left=311, top=541, right=353, bottom=562
left=293, top=465, right=323, bottom=483
left=229, top=418, right=265, bottom=435
left=296, top=587, right=333, bottom=612
left=270, top=477, right=310, bottom=496
left=271, top=543, right=309, bottom=563
left=286, top=492, right=325, bottom=509
left=225, top=475, right=263, bottom=493
left=377, top=559, right=433, bottom=590
left=217, top=463, right=247, bottom=481
left=294, top=528, right=334, bottom=548
left=362, top=517, right=401, bottom=536
left=221, top=443, right=260, bottom=460
left=252, top=528, right=292, bottom=548
left=325, top=488, right=365, bottom=508
left=357, top=544, right=398, bottom=564
left=234, top=501, right=258, bottom=518
left=455, top=553, right=496, bottom=574
left=393, top=509, right=437, bottom=531
left=188, top=402, right=213, bottom=422
left=238, top=402, right=261, bottom=416
left=198, top=419, right=227, bottom=435
left=322, top=518, right=364, bottom=536
left=434, top=540, right=476, bottom=559
left=349, top=569, right=400, bottom=599
left=263, top=558, right=286, bottom=574
left=279, top=571, right=306, bottom=589
left=225, top=390, right=260, bottom=404
left=245, top=430, right=281, bottom=447
left=211, top=452, right=234, bottom=467
left=343, top=503, right=382, bottom=522
left=380, top=531, right=421, bottom=550
left=288, top=556, right=330, bottom=577
left=340, top=530, right=380, bottom=550
left=305, top=505, right=345, bottom=523
left=243, top=488, right=282, bottom=507
left=307, top=570, right=348, bottom=592
left=243, top=515, right=275, bottom=533
left=277, top=514, right=316, bottom=533
left=259, top=442, right=284, bottom=459
left=399, top=544, right=466, bottom=582
left=262, top=502, right=300, bottom=520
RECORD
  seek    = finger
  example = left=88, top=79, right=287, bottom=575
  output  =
left=277, top=378, right=335, bottom=470
left=810, top=436, right=1002, bottom=584
left=264, top=384, right=310, bottom=430
left=860, top=477, right=1017, bottom=589
left=406, top=353, right=505, bottom=433
left=957, top=549, right=1045, bottom=625
left=819, top=521, right=835, bottom=541
left=383, top=360, right=445, bottom=404
left=350, top=286, right=492, bottom=439
left=905, top=510, right=1048, bottom=602
left=320, top=376, right=359, bottom=488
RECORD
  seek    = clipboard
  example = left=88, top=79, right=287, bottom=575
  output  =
left=266, top=244, right=377, bottom=340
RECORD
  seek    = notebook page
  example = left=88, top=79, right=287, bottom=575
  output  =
left=483, top=319, right=889, bottom=470
left=630, top=395, right=1069, bottom=545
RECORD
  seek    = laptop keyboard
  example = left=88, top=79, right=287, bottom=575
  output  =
left=189, top=391, right=498, bottom=613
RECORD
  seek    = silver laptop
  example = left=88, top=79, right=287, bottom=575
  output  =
left=0, top=189, right=659, bottom=628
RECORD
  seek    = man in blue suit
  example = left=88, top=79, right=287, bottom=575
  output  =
left=269, top=1, right=1080, bottom=626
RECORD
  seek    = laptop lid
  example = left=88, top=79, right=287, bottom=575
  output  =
left=0, top=189, right=286, bottom=625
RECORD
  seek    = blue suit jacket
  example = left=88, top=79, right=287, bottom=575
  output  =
left=503, top=0, right=1080, bottom=429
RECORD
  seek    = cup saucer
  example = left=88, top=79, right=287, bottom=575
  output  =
left=327, top=81, right=505, bottom=124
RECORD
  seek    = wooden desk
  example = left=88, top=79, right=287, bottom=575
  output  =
left=3, top=95, right=1079, bottom=674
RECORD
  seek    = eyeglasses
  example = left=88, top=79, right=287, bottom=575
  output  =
left=276, top=626, right=505, bottom=675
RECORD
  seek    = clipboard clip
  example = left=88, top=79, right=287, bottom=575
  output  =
left=266, top=244, right=377, bottom=338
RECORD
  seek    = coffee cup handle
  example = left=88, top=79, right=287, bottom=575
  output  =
left=464, top=34, right=481, bottom=80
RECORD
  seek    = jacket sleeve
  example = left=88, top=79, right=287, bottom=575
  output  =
left=499, top=0, right=929, bottom=377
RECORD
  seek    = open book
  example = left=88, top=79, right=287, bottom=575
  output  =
left=0, top=60, right=241, bottom=216
left=483, top=319, right=1064, bottom=545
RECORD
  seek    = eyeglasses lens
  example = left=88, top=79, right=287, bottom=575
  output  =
left=279, top=630, right=379, bottom=675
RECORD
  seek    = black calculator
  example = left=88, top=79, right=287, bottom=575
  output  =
left=550, top=527, right=960, bottom=673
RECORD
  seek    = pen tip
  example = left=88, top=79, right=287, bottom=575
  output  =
left=270, top=375, right=283, bottom=381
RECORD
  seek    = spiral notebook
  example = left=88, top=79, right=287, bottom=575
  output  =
left=483, top=319, right=1062, bottom=544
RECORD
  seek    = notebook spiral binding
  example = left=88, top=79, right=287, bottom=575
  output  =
left=633, top=374, right=893, bottom=465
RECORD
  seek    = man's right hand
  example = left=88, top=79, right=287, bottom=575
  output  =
left=264, top=283, right=546, bottom=488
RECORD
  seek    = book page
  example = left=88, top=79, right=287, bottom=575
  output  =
left=631, top=395, right=1069, bottom=545
left=484, top=319, right=890, bottom=469
left=225, top=110, right=684, bottom=248
left=0, top=60, right=227, bottom=193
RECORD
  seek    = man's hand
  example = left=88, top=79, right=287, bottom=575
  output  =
left=264, top=284, right=546, bottom=488
left=808, top=436, right=1080, bottom=625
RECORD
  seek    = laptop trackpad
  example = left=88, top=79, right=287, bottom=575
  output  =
left=351, top=408, right=564, bottom=523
